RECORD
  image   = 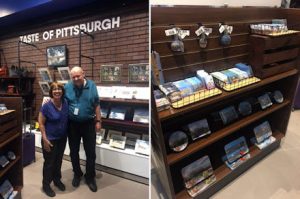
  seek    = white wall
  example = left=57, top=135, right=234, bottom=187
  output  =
left=151, top=0, right=282, bottom=7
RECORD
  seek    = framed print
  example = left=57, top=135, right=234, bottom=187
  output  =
left=38, top=68, right=52, bottom=82
left=128, top=63, right=149, bottom=82
left=109, top=134, right=126, bottom=149
left=106, top=130, right=122, bottom=141
left=96, top=129, right=106, bottom=145
left=100, top=64, right=122, bottom=82
left=57, top=67, right=71, bottom=80
left=125, top=133, right=141, bottom=147
left=42, top=96, right=51, bottom=105
left=39, top=81, right=50, bottom=95
left=46, top=45, right=67, bottom=67
left=135, top=139, right=149, bottom=156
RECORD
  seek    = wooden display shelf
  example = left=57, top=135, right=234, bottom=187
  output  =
left=102, top=118, right=149, bottom=134
left=159, top=69, right=297, bottom=121
left=0, top=93, right=34, bottom=97
left=0, top=76, right=35, bottom=80
left=0, top=156, right=21, bottom=179
left=100, top=97, right=148, bottom=105
left=0, top=129, right=19, bottom=148
left=167, top=100, right=290, bottom=165
left=176, top=131, right=284, bottom=199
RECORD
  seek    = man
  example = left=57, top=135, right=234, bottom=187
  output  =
left=64, top=66, right=101, bottom=192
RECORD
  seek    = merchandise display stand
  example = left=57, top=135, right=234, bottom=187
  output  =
left=0, top=97, right=23, bottom=198
left=151, top=6, right=300, bottom=199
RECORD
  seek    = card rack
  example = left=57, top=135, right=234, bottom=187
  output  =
left=171, top=88, right=222, bottom=109
left=213, top=76, right=261, bottom=91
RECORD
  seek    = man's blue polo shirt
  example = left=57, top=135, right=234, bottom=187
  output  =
left=64, top=79, right=100, bottom=122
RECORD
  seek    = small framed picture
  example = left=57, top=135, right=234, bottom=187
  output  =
left=96, top=129, right=106, bottom=145
left=38, top=68, right=52, bottom=82
left=135, top=139, right=149, bottom=156
left=42, top=96, right=51, bottom=105
left=100, top=64, right=122, bottom=82
left=106, top=130, right=122, bottom=141
left=57, top=67, right=71, bottom=80
left=47, top=45, right=67, bottom=67
left=39, top=81, right=50, bottom=95
left=109, top=134, right=127, bottom=149
left=128, top=63, right=149, bottom=82
left=125, top=133, right=141, bottom=147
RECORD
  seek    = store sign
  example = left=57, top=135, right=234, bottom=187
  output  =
left=19, top=16, right=120, bottom=43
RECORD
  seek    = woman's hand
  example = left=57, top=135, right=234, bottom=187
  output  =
left=43, top=137, right=53, bottom=152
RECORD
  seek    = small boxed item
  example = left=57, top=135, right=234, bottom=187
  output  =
left=184, top=119, right=211, bottom=141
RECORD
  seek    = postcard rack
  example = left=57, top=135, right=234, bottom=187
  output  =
left=171, top=88, right=222, bottom=109
left=213, top=76, right=261, bottom=92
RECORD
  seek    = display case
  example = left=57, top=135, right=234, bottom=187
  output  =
left=151, top=6, right=300, bottom=199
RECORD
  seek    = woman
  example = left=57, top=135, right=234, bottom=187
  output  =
left=38, top=82, right=68, bottom=197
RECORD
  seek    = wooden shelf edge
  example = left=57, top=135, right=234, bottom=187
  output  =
left=159, top=69, right=298, bottom=121
left=0, top=130, right=20, bottom=148
left=176, top=131, right=284, bottom=199
left=0, top=156, right=21, bottom=179
left=100, top=97, right=149, bottom=105
left=167, top=100, right=290, bottom=165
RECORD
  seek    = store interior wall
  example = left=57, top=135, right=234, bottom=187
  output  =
left=151, top=0, right=282, bottom=7
left=0, top=3, right=148, bottom=118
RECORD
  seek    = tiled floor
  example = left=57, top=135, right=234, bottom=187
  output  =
left=23, top=152, right=148, bottom=199
left=152, top=111, right=300, bottom=199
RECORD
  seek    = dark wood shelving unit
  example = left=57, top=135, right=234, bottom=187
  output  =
left=151, top=6, right=300, bottom=199
left=0, top=156, right=21, bottom=179
left=176, top=131, right=285, bottom=199
left=167, top=100, right=289, bottom=165
left=100, top=97, right=149, bottom=135
left=0, top=97, right=23, bottom=195
left=100, top=97, right=148, bottom=105
left=102, top=118, right=148, bottom=134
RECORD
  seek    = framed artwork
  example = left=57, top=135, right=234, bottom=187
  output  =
left=57, top=67, right=71, bottom=80
left=109, top=134, right=127, bottom=150
left=39, top=81, right=50, bottom=96
left=46, top=45, right=67, bottom=67
left=125, top=133, right=141, bottom=147
left=100, top=64, right=122, bottom=82
left=128, top=63, right=149, bottom=82
left=106, top=130, right=122, bottom=141
left=38, top=68, right=52, bottom=82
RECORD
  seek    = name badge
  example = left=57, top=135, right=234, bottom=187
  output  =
left=74, top=108, right=79, bottom=115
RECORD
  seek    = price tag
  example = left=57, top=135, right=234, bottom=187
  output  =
left=195, top=26, right=205, bottom=36
left=165, top=28, right=178, bottom=36
left=219, top=25, right=225, bottom=33
left=204, top=28, right=213, bottom=36
left=178, top=30, right=190, bottom=39
left=227, top=26, right=233, bottom=34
